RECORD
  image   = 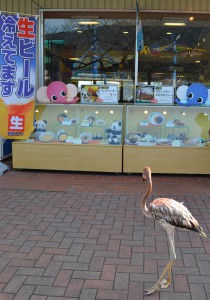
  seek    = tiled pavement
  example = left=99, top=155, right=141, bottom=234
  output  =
left=0, top=160, right=210, bottom=299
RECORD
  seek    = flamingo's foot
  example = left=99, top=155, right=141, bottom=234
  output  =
left=145, top=284, right=160, bottom=295
left=145, top=279, right=171, bottom=295
left=160, top=278, right=171, bottom=289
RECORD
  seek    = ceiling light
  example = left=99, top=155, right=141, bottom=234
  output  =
left=189, top=16, right=194, bottom=21
left=164, top=22, right=186, bottom=26
left=195, top=60, right=200, bottom=63
left=123, top=31, right=129, bottom=34
left=78, top=21, right=99, bottom=25
left=69, top=57, right=80, bottom=61
left=77, top=30, right=83, bottom=33
left=166, top=32, right=172, bottom=35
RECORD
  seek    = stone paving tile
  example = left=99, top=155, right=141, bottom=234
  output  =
left=0, top=168, right=210, bottom=299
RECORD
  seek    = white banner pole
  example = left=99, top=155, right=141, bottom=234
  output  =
left=134, top=3, right=139, bottom=102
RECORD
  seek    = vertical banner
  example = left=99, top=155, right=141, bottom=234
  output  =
left=0, top=14, right=36, bottom=139
left=134, top=1, right=144, bottom=101
left=136, top=1, right=144, bottom=52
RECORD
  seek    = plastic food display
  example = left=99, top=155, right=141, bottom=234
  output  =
left=32, top=104, right=123, bottom=145
left=125, top=105, right=210, bottom=147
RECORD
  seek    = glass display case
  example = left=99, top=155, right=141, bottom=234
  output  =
left=12, top=103, right=210, bottom=174
left=12, top=104, right=123, bottom=173
left=123, top=104, right=210, bottom=174
left=33, top=104, right=123, bottom=145
left=125, top=105, right=210, bottom=147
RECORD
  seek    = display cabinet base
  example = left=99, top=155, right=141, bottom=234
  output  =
left=12, top=142, right=122, bottom=173
left=123, top=145, right=210, bottom=174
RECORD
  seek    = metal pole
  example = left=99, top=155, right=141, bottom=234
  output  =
left=134, top=6, right=139, bottom=102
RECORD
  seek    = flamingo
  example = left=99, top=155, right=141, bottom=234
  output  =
left=141, top=166, right=206, bottom=295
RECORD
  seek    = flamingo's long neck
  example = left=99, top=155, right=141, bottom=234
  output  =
left=141, top=174, right=152, bottom=218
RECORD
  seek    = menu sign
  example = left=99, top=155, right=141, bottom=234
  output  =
left=81, top=85, right=118, bottom=104
left=136, top=85, right=174, bottom=104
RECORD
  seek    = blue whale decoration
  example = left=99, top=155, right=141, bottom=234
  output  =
left=174, top=83, right=208, bottom=106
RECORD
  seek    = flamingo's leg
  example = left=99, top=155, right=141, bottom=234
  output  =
left=145, top=260, right=174, bottom=295
left=145, top=226, right=176, bottom=295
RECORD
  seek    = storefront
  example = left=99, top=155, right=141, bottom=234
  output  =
left=3, top=0, right=210, bottom=173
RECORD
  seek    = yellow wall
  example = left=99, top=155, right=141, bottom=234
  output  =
left=1, top=0, right=210, bottom=15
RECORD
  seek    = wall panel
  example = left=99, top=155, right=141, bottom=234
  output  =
left=98, top=0, right=105, bottom=9
left=180, top=0, right=188, bottom=11
left=125, top=0, right=136, bottom=10
left=2, top=0, right=210, bottom=18
left=43, top=0, right=54, bottom=9
left=0, top=0, right=7, bottom=12
left=3, top=0, right=13, bottom=12
left=65, top=0, right=78, bottom=9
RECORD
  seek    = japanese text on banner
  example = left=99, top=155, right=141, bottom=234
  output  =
left=0, top=14, right=36, bottom=139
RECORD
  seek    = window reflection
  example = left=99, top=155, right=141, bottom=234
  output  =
left=44, top=18, right=136, bottom=86
left=43, top=14, right=210, bottom=101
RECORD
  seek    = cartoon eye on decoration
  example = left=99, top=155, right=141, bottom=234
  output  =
left=197, top=97, right=203, bottom=103
left=187, top=92, right=193, bottom=99
left=175, top=83, right=208, bottom=106
left=51, top=95, right=57, bottom=101
left=61, top=90, right=67, bottom=97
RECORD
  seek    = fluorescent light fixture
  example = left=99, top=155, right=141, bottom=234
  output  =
left=123, top=31, right=129, bottom=34
left=69, top=57, right=80, bottom=61
left=78, top=21, right=99, bottom=25
left=164, top=22, right=186, bottom=26
left=77, top=30, right=83, bottom=33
